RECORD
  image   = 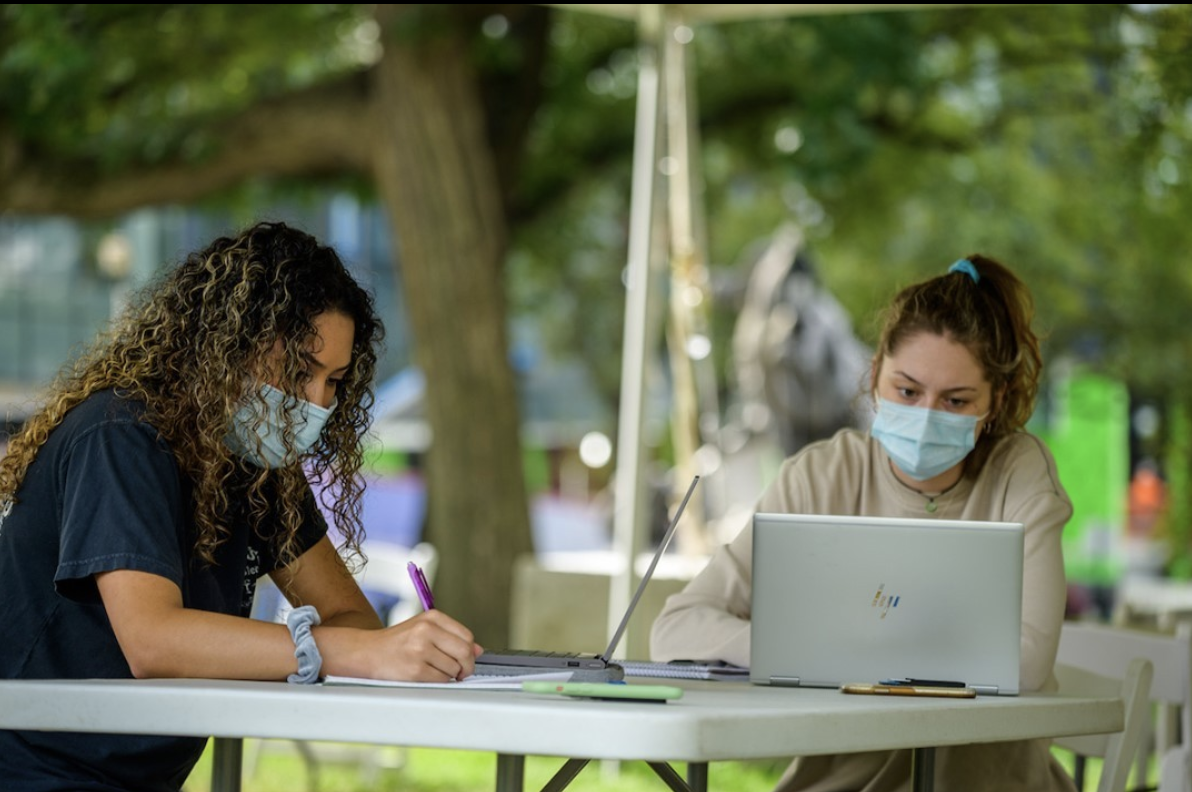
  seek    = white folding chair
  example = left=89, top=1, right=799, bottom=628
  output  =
left=1057, top=620, right=1192, bottom=792
left=1055, top=619, right=1181, bottom=792
left=1053, top=656, right=1153, bottom=792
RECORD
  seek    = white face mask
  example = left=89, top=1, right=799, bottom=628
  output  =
left=225, top=383, right=335, bottom=468
left=870, top=397, right=985, bottom=481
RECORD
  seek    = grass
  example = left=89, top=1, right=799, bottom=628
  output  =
left=183, top=741, right=793, bottom=792
left=181, top=740, right=1155, bottom=792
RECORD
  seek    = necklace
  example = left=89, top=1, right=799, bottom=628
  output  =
left=918, top=480, right=960, bottom=514
left=888, top=460, right=959, bottom=514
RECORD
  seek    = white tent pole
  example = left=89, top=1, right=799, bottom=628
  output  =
left=608, top=3, right=665, bottom=657
left=662, top=7, right=711, bottom=555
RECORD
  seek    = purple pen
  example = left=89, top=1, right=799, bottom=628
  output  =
left=406, top=561, right=435, bottom=610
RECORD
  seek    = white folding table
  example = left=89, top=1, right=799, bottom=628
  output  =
left=0, top=677, right=1123, bottom=792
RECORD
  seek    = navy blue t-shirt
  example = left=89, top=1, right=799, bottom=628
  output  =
left=0, top=389, right=327, bottom=791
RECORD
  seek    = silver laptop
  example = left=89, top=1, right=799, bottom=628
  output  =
left=475, top=475, right=700, bottom=679
left=749, top=513, right=1024, bottom=696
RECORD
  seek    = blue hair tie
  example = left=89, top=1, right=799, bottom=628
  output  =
left=949, top=258, right=980, bottom=284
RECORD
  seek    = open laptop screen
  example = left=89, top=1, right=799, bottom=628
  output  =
left=749, top=513, right=1024, bottom=696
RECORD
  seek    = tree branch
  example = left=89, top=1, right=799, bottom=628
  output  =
left=0, top=74, right=374, bottom=219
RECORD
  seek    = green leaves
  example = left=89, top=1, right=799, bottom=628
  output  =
left=4, top=3, right=1191, bottom=403
left=1, top=4, right=368, bottom=170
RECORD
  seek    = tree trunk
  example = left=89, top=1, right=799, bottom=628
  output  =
left=370, top=6, right=532, bottom=647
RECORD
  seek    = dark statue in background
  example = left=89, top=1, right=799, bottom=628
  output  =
left=731, top=224, right=872, bottom=457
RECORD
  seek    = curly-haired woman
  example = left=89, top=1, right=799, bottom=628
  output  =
left=0, top=221, right=481, bottom=792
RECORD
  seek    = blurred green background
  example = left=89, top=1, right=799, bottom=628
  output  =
left=2, top=2, right=1190, bottom=637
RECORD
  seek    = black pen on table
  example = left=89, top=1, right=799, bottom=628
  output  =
left=406, top=562, right=435, bottom=610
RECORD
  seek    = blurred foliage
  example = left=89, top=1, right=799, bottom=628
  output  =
left=4, top=3, right=1192, bottom=491
left=514, top=5, right=1192, bottom=400
left=0, top=4, right=371, bottom=171
left=6, top=4, right=1190, bottom=408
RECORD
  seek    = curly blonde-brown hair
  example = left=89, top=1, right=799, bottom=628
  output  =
left=0, top=221, right=383, bottom=569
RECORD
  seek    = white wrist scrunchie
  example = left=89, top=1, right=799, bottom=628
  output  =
left=286, top=605, right=323, bottom=684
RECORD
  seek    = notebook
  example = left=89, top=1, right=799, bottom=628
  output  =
left=749, top=512, right=1024, bottom=696
left=618, top=659, right=750, bottom=681
left=475, top=475, right=700, bottom=680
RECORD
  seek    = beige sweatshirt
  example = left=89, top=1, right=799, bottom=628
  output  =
left=650, top=429, right=1078, bottom=792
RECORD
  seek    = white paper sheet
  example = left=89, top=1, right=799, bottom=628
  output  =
left=321, top=671, right=573, bottom=690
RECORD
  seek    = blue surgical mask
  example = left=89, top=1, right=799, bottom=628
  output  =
left=870, top=397, right=984, bottom=481
left=226, top=383, right=335, bottom=468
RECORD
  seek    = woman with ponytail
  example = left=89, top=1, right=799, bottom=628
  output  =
left=652, top=255, right=1076, bottom=792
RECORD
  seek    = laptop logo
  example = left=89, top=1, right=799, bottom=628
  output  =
left=871, top=584, right=900, bottom=619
